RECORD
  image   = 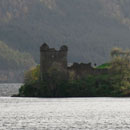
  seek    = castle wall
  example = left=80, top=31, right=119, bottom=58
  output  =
left=40, top=43, right=68, bottom=79
left=68, top=63, right=108, bottom=79
left=40, top=43, right=108, bottom=80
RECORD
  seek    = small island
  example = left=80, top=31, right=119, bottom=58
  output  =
left=17, top=43, right=130, bottom=97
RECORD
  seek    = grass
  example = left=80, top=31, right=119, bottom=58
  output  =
left=96, top=63, right=110, bottom=69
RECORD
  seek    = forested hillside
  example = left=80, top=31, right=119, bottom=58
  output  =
left=1, top=0, right=130, bottom=82
left=0, top=41, right=35, bottom=70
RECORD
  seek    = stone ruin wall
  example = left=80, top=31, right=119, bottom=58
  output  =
left=40, top=43, right=108, bottom=80
left=40, top=43, right=68, bottom=79
left=68, top=63, right=108, bottom=79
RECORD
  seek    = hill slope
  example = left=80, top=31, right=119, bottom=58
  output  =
left=0, top=0, right=130, bottom=81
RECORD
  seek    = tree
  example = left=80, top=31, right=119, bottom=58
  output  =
left=110, top=48, right=130, bottom=96
left=24, top=65, right=40, bottom=84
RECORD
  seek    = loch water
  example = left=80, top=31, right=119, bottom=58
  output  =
left=0, top=83, right=21, bottom=97
left=0, top=84, right=130, bottom=130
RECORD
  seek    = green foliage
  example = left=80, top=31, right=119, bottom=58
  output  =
left=18, top=47, right=130, bottom=97
left=108, top=47, right=130, bottom=96
left=67, top=74, right=114, bottom=97
left=19, top=69, right=114, bottom=97
left=96, top=63, right=110, bottom=69
left=24, top=65, right=40, bottom=84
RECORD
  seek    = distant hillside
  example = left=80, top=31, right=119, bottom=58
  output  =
left=0, top=41, right=35, bottom=70
left=0, top=0, right=130, bottom=81
left=0, top=41, right=36, bottom=82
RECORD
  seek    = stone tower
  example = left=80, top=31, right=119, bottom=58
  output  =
left=40, top=43, right=68, bottom=79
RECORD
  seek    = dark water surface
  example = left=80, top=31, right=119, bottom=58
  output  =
left=0, top=84, right=130, bottom=130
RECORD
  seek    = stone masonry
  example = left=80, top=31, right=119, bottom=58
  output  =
left=40, top=43, right=108, bottom=80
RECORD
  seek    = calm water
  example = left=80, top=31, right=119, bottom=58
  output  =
left=0, top=84, right=130, bottom=130
left=0, top=84, right=21, bottom=97
left=0, top=97, right=130, bottom=130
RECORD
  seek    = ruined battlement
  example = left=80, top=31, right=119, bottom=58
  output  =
left=40, top=43, right=108, bottom=80
left=40, top=43, right=68, bottom=79
left=40, top=43, right=68, bottom=52
left=68, top=62, right=108, bottom=79
left=68, top=63, right=93, bottom=70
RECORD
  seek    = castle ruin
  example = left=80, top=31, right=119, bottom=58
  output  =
left=40, top=43, right=108, bottom=80
left=40, top=43, right=68, bottom=79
